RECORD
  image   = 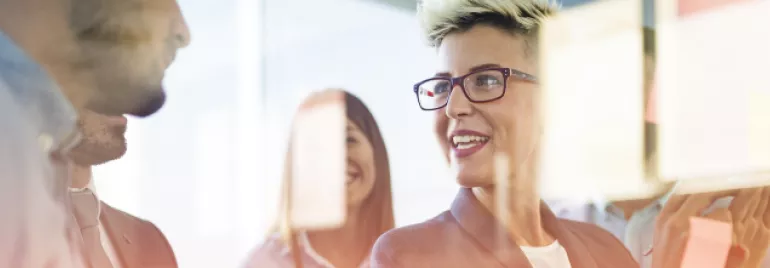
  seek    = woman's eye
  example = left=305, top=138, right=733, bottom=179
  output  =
left=346, top=136, right=358, bottom=144
left=476, top=75, right=501, bottom=86
left=434, top=81, right=450, bottom=94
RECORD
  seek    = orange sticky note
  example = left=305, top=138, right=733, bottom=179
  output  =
left=681, top=217, right=732, bottom=268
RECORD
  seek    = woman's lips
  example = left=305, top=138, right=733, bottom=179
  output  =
left=452, top=140, right=489, bottom=158
left=449, top=129, right=490, bottom=158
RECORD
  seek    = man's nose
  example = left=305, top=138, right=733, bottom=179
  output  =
left=169, top=1, right=191, bottom=48
left=172, top=16, right=191, bottom=48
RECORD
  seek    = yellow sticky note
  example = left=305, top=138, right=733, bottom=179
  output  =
left=290, top=91, right=347, bottom=230
left=749, top=90, right=770, bottom=172
left=657, top=0, right=770, bottom=181
left=538, top=0, right=655, bottom=201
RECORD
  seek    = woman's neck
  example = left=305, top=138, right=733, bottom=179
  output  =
left=306, top=207, right=370, bottom=268
left=473, top=186, right=554, bottom=247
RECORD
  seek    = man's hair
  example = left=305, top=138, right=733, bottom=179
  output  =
left=417, top=0, right=559, bottom=51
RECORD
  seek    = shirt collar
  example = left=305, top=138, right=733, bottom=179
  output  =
left=593, top=182, right=679, bottom=218
left=69, top=177, right=101, bottom=219
left=0, top=31, right=81, bottom=155
left=277, top=232, right=307, bottom=257
left=449, top=188, right=598, bottom=268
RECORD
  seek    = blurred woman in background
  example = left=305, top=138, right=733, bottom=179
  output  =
left=246, top=89, right=395, bottom=268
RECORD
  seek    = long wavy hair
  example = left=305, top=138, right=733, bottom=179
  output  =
left=272, top=89, right=395, bottom=257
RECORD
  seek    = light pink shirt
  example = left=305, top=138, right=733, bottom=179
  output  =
left=69, top=179, right=123, bottom=268
left=245, top=232, right=370, bottom=268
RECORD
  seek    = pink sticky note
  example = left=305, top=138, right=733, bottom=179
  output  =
left=678, top=0, right=754, bottom=17
left=681, top=217, right=733, bottom=268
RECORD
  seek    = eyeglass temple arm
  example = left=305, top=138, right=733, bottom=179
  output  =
left=509, top=69, right=538, bottom=82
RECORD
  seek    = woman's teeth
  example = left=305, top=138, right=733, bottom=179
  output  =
left=452, top=135, right=489, bottom=148
left=456, top=143, right=477, bottom=149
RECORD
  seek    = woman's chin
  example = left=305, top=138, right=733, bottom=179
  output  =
left=455, top=174, right=493, bottom=188
left=451, top=163, right=493, bottom=187
left=451, top=159, right=496, bottom=187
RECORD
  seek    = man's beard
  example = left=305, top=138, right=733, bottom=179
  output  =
left=69, top=126, right=127, bottom=166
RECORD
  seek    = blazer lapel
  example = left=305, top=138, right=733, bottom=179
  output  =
left=539, top=202, right=599, bottom=268
left=450, top=189, right=533, bottom=268
left=450, top=189, right=601, bottom=268
left=100, top=202, right=140, bottom=268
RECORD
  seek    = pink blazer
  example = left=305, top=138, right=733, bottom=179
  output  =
left=371, top=188, right=638, bottom=268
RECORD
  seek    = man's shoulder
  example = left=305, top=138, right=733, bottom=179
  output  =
left=100, top=203, right=174, bottom=248
left=100, top=202, right=178, bottom=267
left=100, top=202, right=158, bottom=230
left=100, top=202, right=173, bottom=246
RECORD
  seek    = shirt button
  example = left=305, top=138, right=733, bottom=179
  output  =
left=38, top=133, right=54, bottom=152
left=644, top=244, right=653, bottom=256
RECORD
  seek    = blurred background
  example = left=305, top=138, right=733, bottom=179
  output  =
left=87, top=0, right=750, bottom=267
left=95, top=0, right=452, bottom=266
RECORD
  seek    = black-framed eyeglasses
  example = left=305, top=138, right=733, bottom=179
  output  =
left=412, top=67, right=538, bottom=111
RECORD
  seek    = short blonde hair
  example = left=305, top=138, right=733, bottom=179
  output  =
left=418, top=0, right=559, bottom=50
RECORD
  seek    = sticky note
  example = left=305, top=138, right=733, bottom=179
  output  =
left=656, top=0, right=770, bottom=181
left=681, top=217, right=732, bottom=268
left=290, top=91, right=347, bottom=230
left=678, top=0, right=754, bottom=17
left=538, top=0, right=658, bottom=201
left=749, top=90, right=770, bottom=172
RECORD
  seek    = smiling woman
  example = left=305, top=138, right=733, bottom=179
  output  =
left=245, top=89, right=395, bottom=268
left=370, top=0, right=640, bottom=267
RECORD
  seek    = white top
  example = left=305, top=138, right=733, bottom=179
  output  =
left=69, top=180, right=123, bottom=268
left=520, top=241, right=572, bottom=268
